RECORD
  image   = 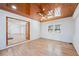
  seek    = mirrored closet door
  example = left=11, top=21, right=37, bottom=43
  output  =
left=6, top=17, right=30, bottom=46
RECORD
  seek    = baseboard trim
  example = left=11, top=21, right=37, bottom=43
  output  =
left=40, top=37, right=72, bottom=43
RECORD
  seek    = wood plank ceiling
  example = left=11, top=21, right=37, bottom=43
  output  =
left=0, top=3, right=78, bottom=22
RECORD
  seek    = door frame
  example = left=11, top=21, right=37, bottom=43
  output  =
left=26, top=22, right=30, bottom=41
left=6, top=16, right=30, bottom=47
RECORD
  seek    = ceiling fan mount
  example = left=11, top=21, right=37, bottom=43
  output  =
left=36, top=4, right=47, bottom=17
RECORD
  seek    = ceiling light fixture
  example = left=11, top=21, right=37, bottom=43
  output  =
left=39, top=7, right=61, bottom=21
left=11, top=5, right=17, bottom=9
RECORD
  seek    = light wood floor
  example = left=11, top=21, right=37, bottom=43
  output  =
left=0, top=38, right=78, bottom=56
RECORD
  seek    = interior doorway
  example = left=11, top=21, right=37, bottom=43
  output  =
left=6, top=16, right=30, bottom=47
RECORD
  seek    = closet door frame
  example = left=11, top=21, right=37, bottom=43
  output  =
left=6, top=16, right=30, bottom=47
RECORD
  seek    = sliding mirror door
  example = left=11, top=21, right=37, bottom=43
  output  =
left=6, top=17, right=29, bottom=46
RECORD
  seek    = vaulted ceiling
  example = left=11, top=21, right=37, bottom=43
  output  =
left=0, top=3, right=78, bottom=22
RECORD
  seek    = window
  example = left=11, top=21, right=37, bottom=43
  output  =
left=55, top=25, right=61, bottom=32
left=54, top=7, right=61, bottom=16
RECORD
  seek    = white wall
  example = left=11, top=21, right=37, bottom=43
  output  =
left=0, top=9, right=27, bottom=50
left=73, top=4, right=79, bottom=55
left=41, top=17, right=74, bottom=43
left=30, top=19, right=41, bottom=40
left=0, top=14, right=6, bottom=50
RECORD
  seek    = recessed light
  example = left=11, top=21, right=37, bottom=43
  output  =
left=43, top=8, right=45, bottom=11
left=11, top=5, right=17, bottom=9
